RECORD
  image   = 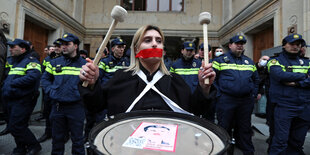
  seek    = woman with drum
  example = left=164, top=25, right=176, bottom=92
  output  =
left=79, top=25, right=215, bottom=116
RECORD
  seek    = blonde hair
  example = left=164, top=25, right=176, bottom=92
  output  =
left=126, top=25, right=170, bottom=75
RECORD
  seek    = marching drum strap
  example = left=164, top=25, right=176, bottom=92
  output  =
left=126, top=70, right=192, bottom=115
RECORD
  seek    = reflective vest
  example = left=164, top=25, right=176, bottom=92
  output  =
left=41, top=55, right=86, bottom=103
left=212, top=51, right=259, bottom=97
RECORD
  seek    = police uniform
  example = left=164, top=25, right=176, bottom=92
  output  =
left=99, top=54, right=129, bottom=85
left=268, top=34, right=310, bottom=155
left=2, top=39, right=42, bottom=154
left=212, top=35, right=259, bottom=154
left=38, top=39, right=63, bottom=143
left=170, top=42, right=201, bottom=93
left=41, top=33, right=86, bottom=155
left=98, top=38, right=129, bottom=85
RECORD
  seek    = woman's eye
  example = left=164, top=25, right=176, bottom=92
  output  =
left=144, top=38, right=151, bottom=43
left=156, top=39, right=162, bottom=43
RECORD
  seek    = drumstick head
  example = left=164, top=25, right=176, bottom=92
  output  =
left=111, top=5, right=128, bottom=22
left=199, top=12, right=211, bottom=25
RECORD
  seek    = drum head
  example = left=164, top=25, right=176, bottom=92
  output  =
left=89, top=111, right=230, bottom=155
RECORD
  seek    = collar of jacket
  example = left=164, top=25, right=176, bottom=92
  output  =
left=63, top=50, right=80, bottom=61
left=282, top=49, right=300, bottom=59
left=181, top=55, right=194, bottom=63
left=12, top=50, right=30, bottom=63
left=228, top=50, right=244, bottom=58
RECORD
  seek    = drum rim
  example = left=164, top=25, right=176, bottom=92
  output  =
left=89, top=110, right=231, bottom=155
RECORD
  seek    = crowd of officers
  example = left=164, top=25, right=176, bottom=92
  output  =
left=0, top=29, right=309, bottom=155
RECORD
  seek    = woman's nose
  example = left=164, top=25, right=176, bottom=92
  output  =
left=151, top=39, right=157, bottom=48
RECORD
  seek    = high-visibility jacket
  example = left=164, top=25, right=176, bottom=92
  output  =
left=2, top=52, right=41, bottom=101
left=212, top=51, right=259, bottom=97
left=98, top=54, right=129, bottom=85
left=41, top=55, right=86, bottom=103
left=267, top=50, right=310, bottom=106
left=170, top=57, right=201, bottom=93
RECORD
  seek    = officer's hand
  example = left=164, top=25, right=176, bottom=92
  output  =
left=198, top=61, right=216, bottom=94
left=284, top=82, right=296, bottom=87
left=256, top=94, right=262, bottom=100
left=80, top=58, right=99, bottom=85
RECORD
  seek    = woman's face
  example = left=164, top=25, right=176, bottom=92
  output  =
left=136, top=29, right=163, bottom=64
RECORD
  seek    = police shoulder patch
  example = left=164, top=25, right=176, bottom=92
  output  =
left=31, top=62, right=38, bottom=67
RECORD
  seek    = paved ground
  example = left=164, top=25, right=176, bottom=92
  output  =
left=0, top=114, right=310, bottom=155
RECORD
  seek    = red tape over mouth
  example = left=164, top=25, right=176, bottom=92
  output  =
left=135, top=48, right=163, bottom=58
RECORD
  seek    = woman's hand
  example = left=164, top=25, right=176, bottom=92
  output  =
left=198, top=61, right=216, bottom=95
left=79, top=58, right=99, bottom=85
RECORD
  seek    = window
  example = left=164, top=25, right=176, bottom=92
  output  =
left=121, top=0, right=184, bottom=12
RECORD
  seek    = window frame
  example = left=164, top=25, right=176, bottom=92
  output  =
left=121, top=0, right=184, bottom=12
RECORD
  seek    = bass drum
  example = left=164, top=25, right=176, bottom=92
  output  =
left=88, top=111, right=230, bottom=155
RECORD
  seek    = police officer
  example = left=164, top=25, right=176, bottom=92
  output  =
left=2, top=39, right=42, bottom=154
left=99, top=38, right=129, bottom=85
left=212, top=35, right=259, bottom=155
left=197, top=43, right=211, bottom=61
left=37, top=39, right=63, bottom=143
left=268, top=34, right=310, bottom=155
left=53, top=39, right=62, bottom=58
left=41, top=33, right=86, bottom=154
left=170, top=41, right=201, bottom=93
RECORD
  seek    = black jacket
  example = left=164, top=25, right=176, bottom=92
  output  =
left=79, top=68, right=212, bottom=116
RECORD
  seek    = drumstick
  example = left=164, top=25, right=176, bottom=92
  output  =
left=82, top=5, right=127, bottom=87
left=199, top=12, right=211, bottom=84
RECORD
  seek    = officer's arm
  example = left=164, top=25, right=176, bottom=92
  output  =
left=252, top=67, right=260, bottom=97
left=41, top=59, right=47, bottom=73
left=40, top=63, right=54, bottom=94
left=296, top=68, right=310, bottom=87
left=268, top=59, right=307, bottom=82
left=10, top=62, right=41, bottom=87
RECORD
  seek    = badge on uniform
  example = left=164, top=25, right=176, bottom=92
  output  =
left=122, top=61, right=125, bottom=66
left=192, top=62, right=196, bottom=67
left=31, top=63, right=37, bottom=67
left=244, top=60, right=249, bottom=64
left=271, top=59, right=277, bottom=64
left=299, top=59, right=304, bottom=65
left=223, top=56, right=230, bottom=63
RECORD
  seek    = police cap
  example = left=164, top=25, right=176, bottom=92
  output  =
left=183, top=41, right=196, bottom=50
left=282, top=34, right=304, bottom=46
left=111, top=38, right=126, bottom=47
left=199, top=43, right=211, bottom=51
left=229, top=35, right=247, bottom=44
left=53, top=38, right=62, bottom=46
left=7, top=38, right=29, bottom=48
left=59, top=33, right=80, bottom=45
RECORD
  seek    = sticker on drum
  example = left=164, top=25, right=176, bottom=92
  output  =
left=89, top=111, right=230, bottom=155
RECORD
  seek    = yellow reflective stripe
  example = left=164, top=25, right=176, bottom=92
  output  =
left=267, top=59, right=310, bottom=73
left=98, top=62, right=105, bottom=70
left=42, top=60, right=47, bottom=67
left=5, top=62, right=12, bottom=68
left=8, top=67, right=26, bottom=75
left=174, top=68, right=199, bottom=75
left=267, top=59, right=284, bottom=72
left=50, top=66, right=81, bottom=75
left=104, top=66, right=127, bottom=73
left=8, top=62, right=41, bottom=75
left=213, top=62, right=256, bottom=72
left=170, top=67, right=175, bottom=73
left=45, top=63, right=53, bottom=74
left=212, top=61, right=220, bottom=70
left=26, top=62, right=41, bottom=72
